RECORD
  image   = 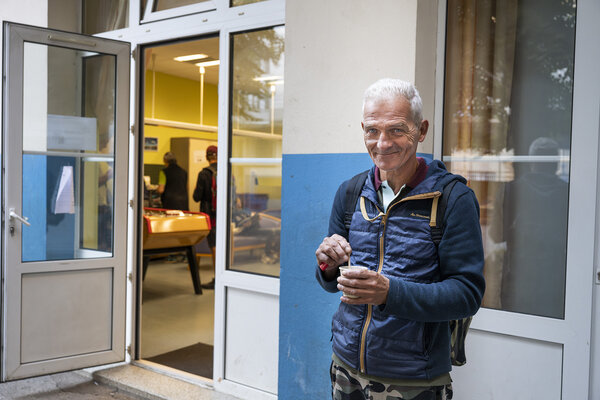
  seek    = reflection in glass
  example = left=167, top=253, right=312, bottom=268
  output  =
left=83, top=0, right=128, bottom=35
left=231, top=0, right=265, bottom=7
left=153, top=0, right=211, bottom=11
left=229, top=26, right=284, bottom=277
left=230, top=163, right=281, bottom=276
left=21, top=43, right=116, bottom=261
left=231, top=26, right=285, bottom=137
left=443, top=0, right=575, bottom=318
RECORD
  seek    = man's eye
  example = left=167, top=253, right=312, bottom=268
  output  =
left=366, top=128, right=378, bottom=135
left=390, top=128, right=413, bottom=137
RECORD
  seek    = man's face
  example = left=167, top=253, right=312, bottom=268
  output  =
left=362, top=96, right=427, bottom=175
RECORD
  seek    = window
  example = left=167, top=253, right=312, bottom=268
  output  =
left=231, top=0, right=266, bottom=6
left=442, top=0, right=576, bottom=319
left=228, top=26, right=285, bottom=277
left=146, top=0, right=212, bottom=12
left=140, top=0, right=216, bottom=23
left=22, top=43, right=116, bottom=261
left=83, top=0, right=128, bottom=34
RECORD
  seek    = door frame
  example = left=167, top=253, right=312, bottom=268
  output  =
left=432, top=0, right=600, bottom=397
left=2, top=21, right=131, bottom=381
left=92, top=2, right=285, bottom=398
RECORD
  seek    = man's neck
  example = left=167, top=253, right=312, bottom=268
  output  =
left=379, top=158, right=419, bottom=194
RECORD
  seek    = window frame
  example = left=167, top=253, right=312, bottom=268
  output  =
left=140, top=0, right=217, bottom=24
left=434, top=1, right=600, bottom=398
left=226, top=24, right=284, bottom=279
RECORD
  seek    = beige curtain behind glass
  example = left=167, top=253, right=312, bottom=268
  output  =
left=444, top=0, right=518, bottom=308
left=83, top=0, right=128, bottom=35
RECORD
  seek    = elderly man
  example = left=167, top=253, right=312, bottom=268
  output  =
left=315, top=79, right=485, bottom=400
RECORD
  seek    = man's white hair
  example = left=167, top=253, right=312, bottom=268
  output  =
left=362, top=78, right=423, bottom=126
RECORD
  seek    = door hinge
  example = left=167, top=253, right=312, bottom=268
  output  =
left=126, top=345, right=132, bottom=356
left=130, top=124, right=135, bottom=136
left=128, top=272, right=133, bottom=282
left=129, top=199, right=135, bottom=208
left=596, top=269, right=600, bottom=285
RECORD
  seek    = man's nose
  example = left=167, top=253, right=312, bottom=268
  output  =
left=377, top=131, right=394, bottom=149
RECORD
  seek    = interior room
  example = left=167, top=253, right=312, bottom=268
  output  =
left=138, top=26, right=284, bottom=382
left=140, top=36, right=220, bottom=379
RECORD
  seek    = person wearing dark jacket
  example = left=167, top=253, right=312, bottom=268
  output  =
left=315, top=79, right=485, bottom=399
left=193, top=145, right=218, bottom=289
left=158, top=152, right=188, bottom=211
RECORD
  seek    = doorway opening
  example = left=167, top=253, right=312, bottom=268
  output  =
left=138, top=35, right=219, bottom=380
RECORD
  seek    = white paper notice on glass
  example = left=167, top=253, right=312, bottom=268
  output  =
left=53, top=166, right=75, bottom=214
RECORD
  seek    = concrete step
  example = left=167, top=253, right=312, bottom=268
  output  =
left=0, top=369, right=139, bottom=400
left=93, top=364, right=242, bottom=400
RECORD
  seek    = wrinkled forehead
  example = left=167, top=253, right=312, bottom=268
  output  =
left=362, top=95, right=414, bottom=123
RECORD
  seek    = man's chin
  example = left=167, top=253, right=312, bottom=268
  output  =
left=374, top=160, right=402, bottom=172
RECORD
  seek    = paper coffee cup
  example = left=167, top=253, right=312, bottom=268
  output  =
left=339, top=265, right=368, bottom=298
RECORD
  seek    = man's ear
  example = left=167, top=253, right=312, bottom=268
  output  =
left=418, top=120, right=429, bottom=142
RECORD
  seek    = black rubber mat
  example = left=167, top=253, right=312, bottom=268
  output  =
left=147, top=342, right=213, bottom=378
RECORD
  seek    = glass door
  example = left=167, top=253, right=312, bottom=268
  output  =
left=2, top=23, right=130, bottom=380
left=212, top=24, right=284, bottom=398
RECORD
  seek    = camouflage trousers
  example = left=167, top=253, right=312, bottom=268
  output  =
left=330, top=361, right=453, bottom=400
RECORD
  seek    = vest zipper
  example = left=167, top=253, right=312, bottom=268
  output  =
left=357, top=190, right=441, bottom=374
left=398, top=191, right=441, bottom=203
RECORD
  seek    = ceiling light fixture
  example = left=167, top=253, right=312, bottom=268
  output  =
left=174, top=54, right=208, bottom=62
left=195, top=60, right=220, bottom=67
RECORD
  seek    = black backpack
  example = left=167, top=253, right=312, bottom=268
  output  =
left=342, top=170, right=471, bottom=367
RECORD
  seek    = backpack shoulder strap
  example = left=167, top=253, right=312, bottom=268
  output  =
left=430, top=179, right=473, bottom=367
left=431, top=180, right=458, bottom=246
left=343, top=170, right=369, bottom=230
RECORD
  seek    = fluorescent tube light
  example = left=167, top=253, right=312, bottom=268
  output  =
left=174, top=54, right=208, bottom=62
left=195, top=60, right=220, bottom=67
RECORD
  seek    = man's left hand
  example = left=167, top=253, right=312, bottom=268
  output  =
left=337, top=269, right=389, bottom=305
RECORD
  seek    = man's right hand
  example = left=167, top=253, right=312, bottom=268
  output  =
left=316, top=234, right=352, bottom=279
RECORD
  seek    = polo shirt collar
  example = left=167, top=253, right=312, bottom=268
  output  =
left=374, top=157, right=428, bottom=192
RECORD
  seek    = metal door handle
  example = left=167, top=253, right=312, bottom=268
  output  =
left=9, top=208, right=31, bottom=226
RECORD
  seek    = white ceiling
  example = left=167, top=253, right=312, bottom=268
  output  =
left=144, top=36, right=220, bottom=85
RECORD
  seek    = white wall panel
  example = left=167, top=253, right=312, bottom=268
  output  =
left=452, top=329, right=562, bottom=399
left=283, top=0, right=418, bottom=155
left=225, top=287, right=279, bottom=394
left=21, top=269, right=113, bottom=363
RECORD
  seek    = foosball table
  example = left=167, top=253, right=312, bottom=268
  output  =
left=142, top=207, right=212, bottom=294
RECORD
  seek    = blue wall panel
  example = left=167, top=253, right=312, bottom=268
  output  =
left=278, top=152, right=433, bottom=398
left=22, top=154, right=47, bottom=261
left=278, top=152, right=373, bottom=399
left=46, top=157, right=76, bottom=260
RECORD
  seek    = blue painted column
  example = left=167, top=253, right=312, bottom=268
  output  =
left=278, top=152, right=373, bottom=398
left=278, top=152, right=433, bottom=398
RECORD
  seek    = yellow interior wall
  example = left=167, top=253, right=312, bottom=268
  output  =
left=143, top=70, right=218, bottom=165
left=143, top=69, right=282, bottom=210
left=82, top=163, right=100, bottom=248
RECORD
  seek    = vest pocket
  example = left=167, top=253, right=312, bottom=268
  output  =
left=367, top=318, right=428, bottom=361
left=331, top=318, right=362, bottom=368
